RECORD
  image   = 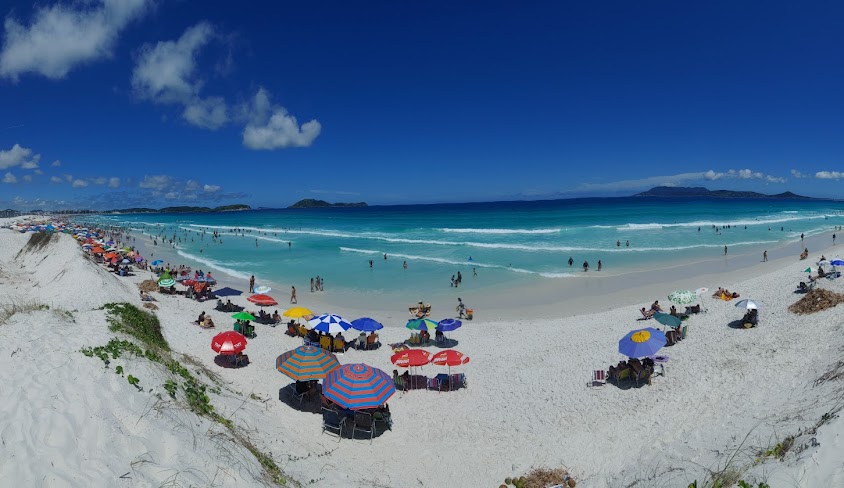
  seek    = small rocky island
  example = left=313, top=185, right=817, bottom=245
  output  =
left=288, top=199, right=368, bottom=209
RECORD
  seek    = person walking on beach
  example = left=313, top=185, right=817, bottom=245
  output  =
left=456, top=297, right=466, bottom=319
left=290, top=286, right=297, bottom=304
left=310, top=277, right=314, bottom=292
left=801, top=233, right=804, bottom=240
left=834, top=233, right=837, bottom=245
left=724, top=245, right=728, bottom=256
left=597, top=260, right=602, bottom=271
left=473, top=267, right=477, bottom=276
left=763, top=250, right=768, bottom=262
left=249, top=275, right=255, bottom=293
left=450, top=274, right=456, bottom=287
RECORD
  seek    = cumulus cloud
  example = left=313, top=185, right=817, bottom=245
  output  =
left=816, top=171, right=843, bottom=180
left=138, top=174, right=173, bottom=190
left=22, top=174, right=32, bottom=182
left=33, top=169, right=43, bottom=175
left=93, top=177, right=107, bottom=185
left=0, top=0, right=152, bottom=80
left=64, top=174, right=74, bottom=183
left=203, top=184, right=220, bottom=192
left=132, top=22, right=228, bottom=129
left=0, top=143, right=40, bottom=170
left=241, top=88, right=321, bottom=150
left=50, top=175, right=63, bottom=183
left=703, top=168, right=785, bottom=183
left=51, top=159, right=61, bottom=167
left=72, top=179, right=88, bottom=188
left=108, top=177, right=120, bottom=188
left=3, top=172, right=17, bottom=184
left=790, top=169, right=806, bottom=178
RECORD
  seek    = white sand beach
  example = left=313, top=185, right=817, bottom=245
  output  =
left=2, top=217, right=844, bottom=487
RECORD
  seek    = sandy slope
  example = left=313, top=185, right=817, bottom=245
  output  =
left=1, top=220, right=843, bottom=487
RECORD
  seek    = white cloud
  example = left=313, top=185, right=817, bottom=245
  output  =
left=182, top=96, right=227, bottom=130
left=108, top=177, right=120, bottom=188
left=578, top=168, right=787, bottom=192
left=0, top=0, right=152, bottom=80
left=203, top=184, right=220, bottom=192
left=71, top=179, right=88, bottom=188
left=93, top=177, right=107, bottom=185
left=816, top=171, right=843, bottom=180
left=51, top=159, right=62, bottom=167
left=50, top=176, right=63, bottom=183
left=185, top=179, right=199, bottom=190
left=132, top=22, right=228, bottom=129
left=138, top=174, right=172, bottom=190
left=3, top=172, right=17, bottom=184
left=790, top=169, right=806, bottom=178
left=0, top=143, right=40, bottom=170
left=33, top=169, right=43, bottom=175
left=22, top=174, right=32, bottom=182
left=241, top=88, right=321, bottom=150
left=64, top=174, right=74, bottom=183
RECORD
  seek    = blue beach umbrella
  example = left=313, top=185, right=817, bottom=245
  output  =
left=151, top=260, right=163, bottom=266
left=308, top=314, right=353, bottom=335
left=436, top=318, right=463, bottom=332
left=350, top=317, right=384, bottom=332
left=214, top=287, right=242, bottom=297
left=831, top=259, right=844, bottom=266
left=618, top=327, right=667, bottom=358
left=322, top=363, right=396, bottom=410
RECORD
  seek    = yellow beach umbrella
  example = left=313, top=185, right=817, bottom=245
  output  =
left=283, top=307, right=314, bottom=319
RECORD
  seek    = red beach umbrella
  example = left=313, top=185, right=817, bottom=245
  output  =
left=431, top=350, right=470, bottom=367
left=390, top=349, right=431, bottom=367
left=247, top=294, right=278, bottom=307
left=211, top=331, right=247, bottom=355
left=182, top=279, right=196, bottom=286
left=91, top=247, right=105, bottom=254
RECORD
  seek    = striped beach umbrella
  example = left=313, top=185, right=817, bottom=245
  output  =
left=667, top=290, right=696, bottom=305
left=307, top=313, right=352, bottom=335
left=158, top=278, right=176, bottom=287
left=322, top=363, right=395, bottom=410
left=276, top=345, right=340, bottom=381
left=406, top=318, right=438, bottom=331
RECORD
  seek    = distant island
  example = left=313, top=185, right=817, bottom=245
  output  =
left=634, top=186, right=815, bottom=199
left=288, top=199, right=368, bottom=209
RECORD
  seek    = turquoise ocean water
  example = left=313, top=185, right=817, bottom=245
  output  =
left=81, top=197, right=844, bottom=304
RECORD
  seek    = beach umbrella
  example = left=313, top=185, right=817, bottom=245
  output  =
left=322, top=363, right=395, bottom=410
left=276, top=345, right=340, bottom=381
left=307, top=313, right=352, bottom=335
left=283, top=307, right=314, bottom=319
left=431, top=349, right=470, bottom=367
left=181, top=279, right=196, bottom=287
left=831, top=259, right=844, bottom=267
left=436, top=318, right=462, bottom=332
left=231, top=311, right=256, bottom=321
left=734, top=299, right=759, bottom=311
left=350, top=317, right=384, bottom=332
left=653, top=312, right=682, bottom=329
left=214, top=287, right=243, bottom=297
left=390, top=349, right=431, bottom=367
left=667, top=290, right=696, bottom=305
left=406, top=318, right=438, bottom=331
left=695, top=287, right=709, bottom=296
left=91, top=247, right=105, bottom=254
left=255, top=285, right=271, bottom=294
left=134, top=256, right=144, bottom=262
left=211, top=330, right=247, bottom=355
left=618, top=327, right=667, bottom=358
left=247, top=294, right=278, bottom=307
left=151, top=260, right=163, bottom=266
left=804, top=267, right=812, bottom=273
left=158, top=278, right=176, bottom=287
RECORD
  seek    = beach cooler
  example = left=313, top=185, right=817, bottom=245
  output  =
left=466, top=309, right=473, bottom=320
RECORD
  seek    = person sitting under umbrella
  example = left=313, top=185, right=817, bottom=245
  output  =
left=272, top=310, right=281, bottom=324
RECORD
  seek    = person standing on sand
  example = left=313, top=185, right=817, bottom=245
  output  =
left=249, top=275, right=255, bottom=293
left=763, top=250, right=768, bottom=262
left=473, top=267, right=477, bottom=276
left=834, top=233, right=837, bottom=245
left=597, top=260, right=602, bottom=271
left=724, top=245, right=728, bottom=256
left=310, top=277, right=314, bottom=292
left=290, top=286, right=297, bottom=304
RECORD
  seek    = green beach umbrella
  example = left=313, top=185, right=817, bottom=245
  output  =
left=406, top=318, right=438, bottom=331
left=667, top=290, right=696, bottom=305
left=232, top=312, right=256, bottom=321
left=158, top=278, right=176, bottom=287
left=804, top=267, right=812, bottom=273
left=653, top=312, right=682, bottom=328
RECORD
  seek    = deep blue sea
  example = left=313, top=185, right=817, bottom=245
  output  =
left=80, top=197, right=844, bottom=302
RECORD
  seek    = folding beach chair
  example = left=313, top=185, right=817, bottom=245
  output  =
left=321, top=408, right=345, bottom=441
left=589, top=369, right=606, bottom=388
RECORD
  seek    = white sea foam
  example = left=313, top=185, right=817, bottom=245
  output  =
left=339, top=247, right=381, bottom=255
left=175, top=250, right=253, bottom=280
left=437, top=227, right=561, bottom=234
left=602, top=214, right=829, bottom=231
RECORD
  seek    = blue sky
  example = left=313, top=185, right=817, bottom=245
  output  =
left=1, top=1, right=843, bottom=210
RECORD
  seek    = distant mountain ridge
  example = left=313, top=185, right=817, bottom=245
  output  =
left=634, top=186, right=814, bottom=199
left=288, top=199, right=368, bottom=208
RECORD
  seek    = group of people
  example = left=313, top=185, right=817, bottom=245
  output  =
left=712, top=287, right=740, bottom=300
left=310, top=276, right=324, bottom=292
left=568, top=257, right=602, bottom=272
left=195, top=311, right=215, bottom=329
left=450, top=271, right=463, bottom=287
left=607, top=357, right=656, bottom=384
